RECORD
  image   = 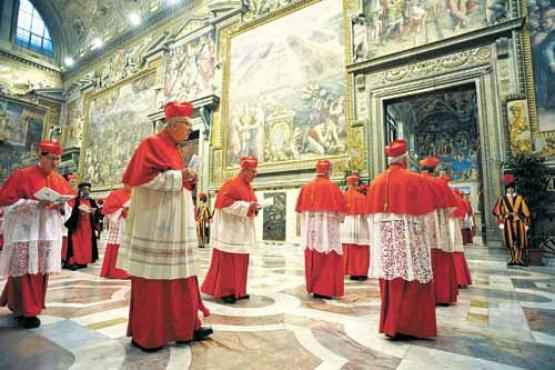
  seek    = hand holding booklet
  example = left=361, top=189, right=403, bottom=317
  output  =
left=258, top=197, right=274, bottom=209
left=34, top=187, right=75, bottom=204
left=188, top=154, right=201, bottom=173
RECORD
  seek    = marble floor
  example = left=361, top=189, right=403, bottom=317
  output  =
left=1, top=242, right=555, bottom=370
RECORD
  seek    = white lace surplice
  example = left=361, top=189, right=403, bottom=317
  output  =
left=211, top=201, right=256, bottom=254
left=340, top=214, right=370, bottom=246
left=0, top=199, right=64, bottom=277
left=300, top=212, right=344, bottom=255
left=423, top=209, right=453, bottom=253
left=368, top=212, right=433, bottom=284
left=118, top=170, right=199, bottom=280
left=448, top=218, right=465, bottom=253
left=106, top=211, right=125, bottom=245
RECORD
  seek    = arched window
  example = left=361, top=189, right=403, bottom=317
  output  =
left=15, top=0, right=54, bottom=57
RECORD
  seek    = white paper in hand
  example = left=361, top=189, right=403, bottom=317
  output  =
left=34, top=187, right=74, bottom=204
left=188, top=154, right=201, bottom=173
left=259, top=197, right=274, bottom=208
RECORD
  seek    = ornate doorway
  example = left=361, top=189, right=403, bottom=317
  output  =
left=383, top=84, right=485, bottom=239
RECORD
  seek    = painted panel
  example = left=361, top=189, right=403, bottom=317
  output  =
left=529, top=2, right=555, bottom=132
left=357, top=0, right=491, bottom=61
left=82, top=72, right=156, bottom=189
left=164, top=31, right=216, bottom=102
left=263, top=192, right=287, bottom=241
left=0, top=98, right=45, bottom=183
left=225, top=0, right=347, bottom=168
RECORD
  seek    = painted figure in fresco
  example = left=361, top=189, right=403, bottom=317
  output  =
left=531, top=6, right=555, bottom=117
left=493, top=174, right=531, bottom=266
left=352, top=15, right=369, bottom=62
left=508, top=102, right=532, bottom=153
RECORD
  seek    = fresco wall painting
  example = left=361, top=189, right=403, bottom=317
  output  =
left=0, top=98, right=46, bottom=183
left=81, top=71, right=157, bottom=189
left=223, top=0, right=348, bottom=169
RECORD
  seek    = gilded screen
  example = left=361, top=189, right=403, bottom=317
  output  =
left=82, top=72, right=156, bottom=189
left=225, top=0, right=346, bottom=167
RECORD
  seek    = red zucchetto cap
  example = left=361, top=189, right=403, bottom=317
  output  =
left=385, top=139, right=408, bottom=157
left=503, top=174, right=515, bottom=185
left=240, top=156, right=258, bottom=169
left=164, top=101, right=193, bottom=120
left=39, top=140, right=63, bottom=155
left=316, top=160, right=331, bottom=175
left=346, top=174, right=360, bottom=184
left=419, top=156, right=440, bottom=169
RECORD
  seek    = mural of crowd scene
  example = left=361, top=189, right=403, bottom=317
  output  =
left=0, top=99, right=45, bottom=183
left=164, top=32, right=216, bottom=102
left=226, top=0, right=346, bottom=167
left=83, top=73, right=156, bottom=189
left=358, top=0, right=490, bottom=61
left=263, top=192, right=287, bottom=241
left=63, top=99, right=82, bottom=148
left=529, top=0, right=555, bottom=132
left=385, top=87, right=480, bottom=182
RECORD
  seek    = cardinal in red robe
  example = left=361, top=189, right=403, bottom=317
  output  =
left=296, top=160, right=347, bottom=299
left=64, top=182, right=100, bottom=269
left=341, top=173, right=370, bottom=280
left=420, top=156, right=459, bottom=306
left=0, top=140, right=75, bottom=329
left=366, top=139, right=438, bottom=338
left=201, top=156, right=259, bottom=304
left=100, top=187, right=131, bottom=279
left=450, top=188, right=473, bottom=288
left=117, top=101, right=212, bottom=351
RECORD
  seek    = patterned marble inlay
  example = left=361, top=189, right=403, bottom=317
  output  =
left=1, top=243, right=554, bottom=369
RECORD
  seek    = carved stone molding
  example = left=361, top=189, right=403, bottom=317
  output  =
left=366, top=47, right=492, bottom=88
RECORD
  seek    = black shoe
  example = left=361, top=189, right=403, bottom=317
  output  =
left=222, top=295, right=237, bottom=304
left=313, top=293, right=332, bottom=300
left=131, top=340, right=163, bottom=352
left=349, top=276, right=359, bottom=281
left=21, top=316, right=41, bottom=329
left=64, top=263, right=79, bottom=271
left=76, top=264, right=87, bottom=269
left=507, top=262, right=515, bottom=266
left=193, top=327, right=213, bottom=341
left=238, top=295, right=250, bottom=300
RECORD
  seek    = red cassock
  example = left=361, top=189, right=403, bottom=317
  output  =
left=461, top=198, right=474, bottom=244
left=121, top=131, right=206, bottom=349
left=100, top=189, right=130, bottom=279
left=66, top=198, right=94, bottom=265
left=366, top=164, right=437, bottom=338
left=452, top=196, right=473, bottom=288
left=0, top=165, right=74, bottom=317
left=296, top=176, right=347, bottom=298
left=342, top=188, right=370, bottom=277
left=201, top=176, right=256, bottom=300
left=421, top=173, right=459, bottom=305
